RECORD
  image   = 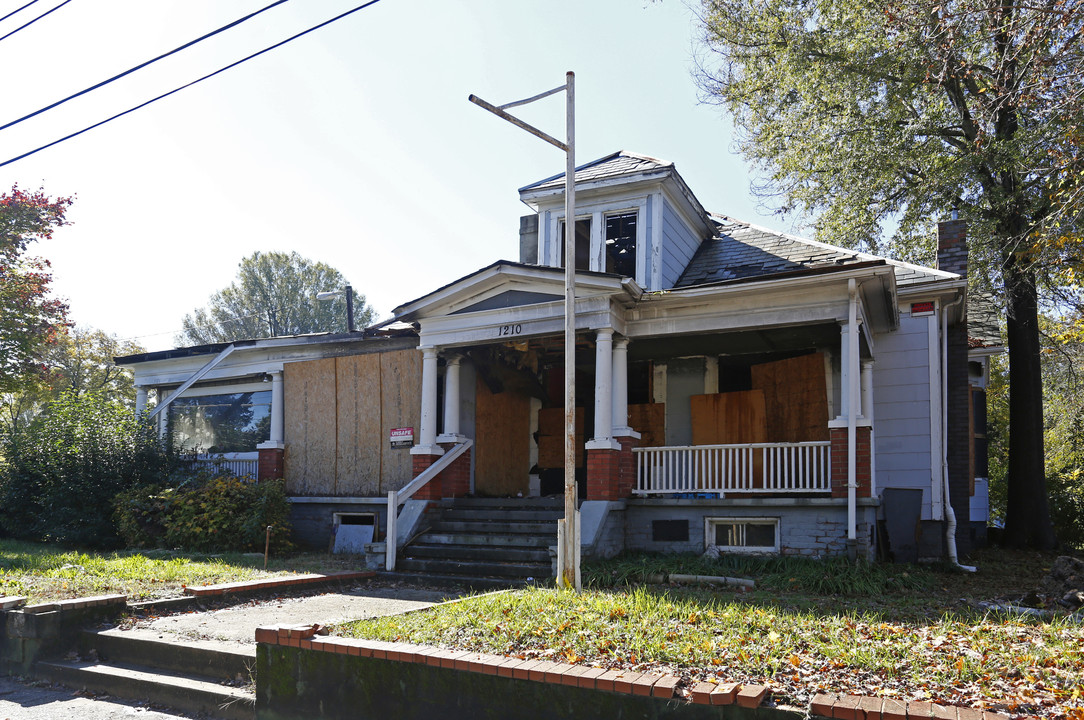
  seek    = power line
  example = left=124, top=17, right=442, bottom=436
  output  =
left=0, top=0, right=41, bottom=24
left=0, top=0, right=292, bottom=132
left=0, top=0, right=72, bottom=43
left=0, top=0, right=384, bottom=168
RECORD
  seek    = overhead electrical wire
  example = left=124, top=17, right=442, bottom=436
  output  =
left=0, top=0, right=384, bottom=168
left=0, top=0, right=292, bottom=132
left=0, top=0, right=72, bottom=43
left=0, top=0, right=41, bottom=25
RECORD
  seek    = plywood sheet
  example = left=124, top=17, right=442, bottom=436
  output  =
left=283, top=358, right=338, bottom=495
left=475, top=376, right=530, bottom=495
left=335, top=354, right=383, bottom=496
left=690, top=391, right=767, bottom=446
left=627, top=403, right=665, bottom=448
left=536, top=407, right=584, bottom=468
left=750, top=353, right=829, bottom=442
left=379, top=349, right=422, bottom=492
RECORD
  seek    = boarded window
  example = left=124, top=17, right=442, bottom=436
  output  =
left=652, top=519, right=689, bottom=542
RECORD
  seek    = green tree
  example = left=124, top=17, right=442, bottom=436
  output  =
left=696, top=0, right=1083, bottom=548
left=0, top=185, right=72, bottom=394
left=0, top=326, right=144, bottom=436
left=177, top=251, right=372, bottom=345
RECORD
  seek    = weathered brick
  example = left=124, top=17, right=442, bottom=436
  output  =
left=692, top=681, right=719, bottom=705
left=652, top=675, right=679, bottom=698
left=737, top=684, right=768, bottom=708
left=710, top=682, right=740, bottom=706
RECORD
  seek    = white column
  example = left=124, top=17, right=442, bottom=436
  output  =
left=860, top=361, right=874, bottom=421
left=134, top=386, right=148, bottom=417
left=269, top=372, right=284, bottom=444
left=846, top=279, right=859, bottom=545
left=437, top=354, right=464, bottom=443
left=257, top=371, right=285, bottom=450
left=611, top=337, right=639, bottom=438
left=586, top=329, right=619, bottom=450
left=411, top=346, right=444, bottom=456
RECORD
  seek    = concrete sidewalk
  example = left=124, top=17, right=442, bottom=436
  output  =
left=0, top=676, right=196, bottom=719
left=121, top=584, right=453, bottom=652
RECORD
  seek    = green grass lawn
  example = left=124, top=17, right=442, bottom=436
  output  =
left=339, top=549, right=1084, bottom=720
left=0, top=538, right=363, bottom=603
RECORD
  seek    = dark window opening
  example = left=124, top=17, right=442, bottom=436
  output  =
left=653, top=519, right=689, bottom=542
left=605, top=212, right=637, bottom=277
left=713, top=520, right=777, bottom=549
left=628, top=360, right=652, bottom=405
left=559, top=218, right=591, bottom=271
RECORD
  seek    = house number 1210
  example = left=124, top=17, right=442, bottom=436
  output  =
left=497, top=324, right=522, bottom=337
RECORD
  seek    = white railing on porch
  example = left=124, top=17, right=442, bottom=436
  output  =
left=634, top=441, right=832, bottom=496
left=192, top=456, right=258, bottom=480
left=386, top=440, right=473, bottom=572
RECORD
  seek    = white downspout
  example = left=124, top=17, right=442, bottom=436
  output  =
left=847, top=279, right=858, bottom=553
left=941, top=294, right=976, bottom=572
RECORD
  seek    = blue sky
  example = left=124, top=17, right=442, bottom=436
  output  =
left=1, top=0, right=791, bottom=351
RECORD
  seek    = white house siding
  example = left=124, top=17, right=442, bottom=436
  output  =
left=872, top=313, right=936, bottom=519
left=660, top=197, right=702, bottom=289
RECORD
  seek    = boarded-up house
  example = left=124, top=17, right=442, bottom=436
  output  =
left=116, top=151, right=997, bottom=575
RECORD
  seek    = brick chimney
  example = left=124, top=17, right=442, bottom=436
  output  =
left=937, top=216, right=972, bottom=556
left=937, top=217, right=968, bottom=276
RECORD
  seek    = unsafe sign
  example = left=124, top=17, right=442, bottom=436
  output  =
left=910, top=301, right=935, bottom=317
left=389, top=427, right=414, bottom=448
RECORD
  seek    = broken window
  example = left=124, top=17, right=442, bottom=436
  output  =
left=605, top=211, right=637, bottom=277
left=558, top=218, right=591, bottom=271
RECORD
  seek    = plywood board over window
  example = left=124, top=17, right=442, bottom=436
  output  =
left=750, top=352, right=829, bottom=442
left=535, top=406, right=584, bottom=469
left=690, top=390, right=767, bottom=446
left=627, top=403, right=665, bottom=448
left=284, top=349, right=421, bottom=497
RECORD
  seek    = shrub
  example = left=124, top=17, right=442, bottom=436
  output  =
left=115, top=473, right=293, bottom=554
left=0, top=391, right=182, bottom=547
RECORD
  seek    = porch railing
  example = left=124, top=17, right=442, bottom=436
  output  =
left=191, top=456, right=258, bottom=480
left=633, top=441, right=832, bottom=496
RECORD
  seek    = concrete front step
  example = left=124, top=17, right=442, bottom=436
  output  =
left=35, top=659, right=255, bottom=720
left=442, top=508, right=564, bottom=523
left=418, top=532, right=554, bottom=548
left=405, top=543, right=550, bottom=564
left=431, top=520, right=558, bottom=535
left=396, top=557, right=551, bottom=579
left=80, top=629, right=254, bottom=680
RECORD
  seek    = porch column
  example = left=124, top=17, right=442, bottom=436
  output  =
left=411, top=346, right=444, bottom=457
left=611, top=337, right=638, bottom=438
left=587, top=329, right=621, bottom=501
left=437, top=354, right=466, bottom=443
left=862, top=360, right=876, bottom=496
left=610, top=336, right=641, bottom=497
left=134, top=386, right=148, bottom=417
left=257, top=371, right=285, bottom=481
left=589, top=329, right=616, bottom=447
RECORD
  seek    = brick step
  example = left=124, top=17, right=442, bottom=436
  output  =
left=430, top=520, right=558, bottom=535
left=404, top=543, right=550, bottom=564
left=418, top=532, right=554, bottom=548
left=35, top=659, right=254, bottom=720
left=79, top=629, right=254, bottom=680
left=395, top=557, right=550, bottom=580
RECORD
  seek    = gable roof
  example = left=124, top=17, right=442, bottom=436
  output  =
left=676, top=215, right=958, bottom=290
left=518, top=151, right=672, bottom=193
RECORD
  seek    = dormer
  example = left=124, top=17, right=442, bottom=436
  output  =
left=517, top=151, right=715, bottom=292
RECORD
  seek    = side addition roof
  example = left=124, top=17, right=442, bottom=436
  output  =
left=518, top=151, right=672, bottom=193
left=676, top=215, right=958, bottom=290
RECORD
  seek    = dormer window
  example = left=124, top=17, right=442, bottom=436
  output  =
left=558, top=218, right=592, bottom=271
left=605, top=211, right=637, bottom=277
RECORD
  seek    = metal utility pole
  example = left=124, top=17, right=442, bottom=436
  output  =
left=470, top=72, right=581, bottom=590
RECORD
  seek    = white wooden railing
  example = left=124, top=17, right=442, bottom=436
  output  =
left=386, top=440, right=473, bottom=571
left=634, top=441, right=831, bottom=496
left=192, top=455, right=258, bottom=480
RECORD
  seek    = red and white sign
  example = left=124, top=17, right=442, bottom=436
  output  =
left=389, top=427, right=414, bottom=447
left=910, top=301, right=935, bottom=317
